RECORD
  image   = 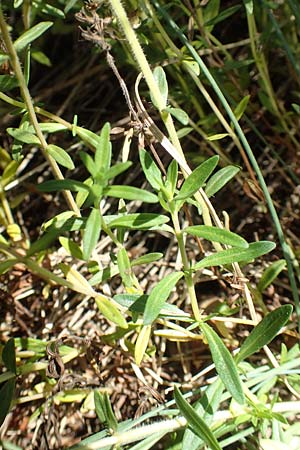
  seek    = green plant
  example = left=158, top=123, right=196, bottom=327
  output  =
left=0, top=1, right=299, bottom=449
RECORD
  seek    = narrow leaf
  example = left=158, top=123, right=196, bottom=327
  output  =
left=183, top=378, right=224, bottom=450
left=233, top=95, right=250, bottom=122
left=175, top=156, right=219, bottom=201
left=79, top=151, right=97, bottom=177
left=39, top=123, right=67, bottom=133
left=139, top=149, right=163, bottom=191
left=166, top=160, right=178, bottom=196
left=152, top=66, right=168, bottom=108
left=106, top=161, right=132, bottom=180
left=135, top=325, right=151, bottom=365
left=14, top=22, right=53, bottom=52
left=185, top=225, right=248, bottom=248
left=144, top=272, right=184, bottom=325
left=194, top=241, right=276, bottom=270
left=95, top=295, right=127, bottom=328
left=174, top=386, right=222, bottom=450
left=94, top=390, right=106, bottom=423
left=205, top=166, right=240, bottom=197
left=76, top=127, right=101, bottom=148
left=38, top=179, right=90, bottom=193
left=108, top=213, right=169, bottom=230
left=104, top=185, right=158, bottom=203
left=0, top=75, right=19, bottom=91
left=59, top=237, right=83, bottom=260
left=117, top=247, right=133, bottom=287
left=131, top=253, right=163, bottom=267
left=163, top=107, right=189, bottom=125
left=60, top=264, right=95, bottom=296
left=206, top=133, right=229, bottom=141
left=236, top=305, right=293, bottom=364
left=83, top=208, right=101, bottom=261
left=26, top=228, right=61, bottom=257
left=201, top=322, right=245, bottom=404
left=257, top=259, right=286, bottom=292
left=7, top=128, right=40, bottom=145
left=0, top=379, right=15, bottom=427
left=103, top=393, right=118, bottom=431
left=47, top=144, right=74, bottom=169
left=204, top=5, right=241, bottom=27
left=95, top=122, right=111, bottom=174
left=2, top=338, right=16, bottom=374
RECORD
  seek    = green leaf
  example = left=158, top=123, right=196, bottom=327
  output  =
left=46, top=144, right=74, bottom=169
left=0, top=379, right=15, bottom=427
left=135, top=324, right=151, bottom=365
left=175, top=156, right=219, bottom=201
left=204, top=5, right=241, bottom=27
left=40, top=3, right=65, bottom=18
left=59, top=237, right=83, bottom=260
left=95, top=295, right=127, bottom=328
left=203, top=0, right=220, bottom=32
left=139, top=149, right=163, bottom=191
left=93, top=391, right=118, bottom=430
left=200, top=322, right=245, bottom=404
left=182, top=59, right=200, bottom=76
left=0, top=54, right=9, bottom=65
left=117, top=247, right=133, bottom=287
left=38, top=178, right=90, bottom=193
left=163, top=107, right=189, bottom=125
left=108, top=213, right=169, bottom=230
left=26, top=227, right=61, bottom=257
left=205, top=166, right=240, bottom=197
left=152, top=66, right=168, bottom=108
left=166, top=160, right=178, bottom=196
left=79, top=151, right=97, bottom=178
left=7, top=128, right=40, bottom=145
left=2, top=338, right=16, bottom=374
left=174, top=386, right=222, bottom=450
left=183, top=379, right=224, bottom=450
left=0, top=259, right=17, bottom=275
left=76, top=177, right=93, bottom=208
left=39, top=123, right=67, bottom=133
left=185, top=225, right=248, bottom=248
left=76, top=127, right=101, bottom=148
left=0, top=75, right=19, bottom=92
left=31, top=50, right=52, bottom=67
left=104, top=185, right=158, bottom=203
left=207, top=133, right=229, bottom=141
left=106, top=161, right=132, bottom=180
left=131, top=253, right=163, bottom=267
left=144, top=272, right=184, bottom=325
left=83, top=208, right=101, bottom=261
left=233, top=95, right=250, bottom=122
left=257, top=259, right=286, bottom=292
left=194, top=241, right=276, bottom=270
left=94, top=122, right=111, bottom=176
left=236, top=305, right=293, bottom=364
left=94, top=390, right=106, bottom=423
left=14, top=22, right=53, bottom=52
left=103, top=393, right=118, bottom=431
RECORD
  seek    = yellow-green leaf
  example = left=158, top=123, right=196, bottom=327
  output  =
left=95, top=295, right=127, bottom=328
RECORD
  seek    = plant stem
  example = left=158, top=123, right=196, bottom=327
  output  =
left=108, top=0, right=183, bottom=157
left=171, top=210, right=201, bottom=322
left=0, top=8, right=80, bottom=216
